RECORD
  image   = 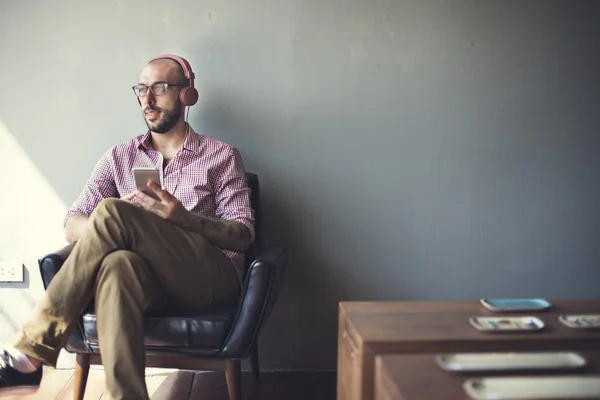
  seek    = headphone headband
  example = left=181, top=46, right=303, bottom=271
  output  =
left=144, top=54, right=198, bottom=106
left=149, top=54, right=195, bottom=88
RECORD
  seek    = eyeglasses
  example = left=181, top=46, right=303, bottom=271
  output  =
left=132, top=82, right=184, bottom=97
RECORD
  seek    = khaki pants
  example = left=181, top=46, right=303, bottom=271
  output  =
left=11, top=198, right=240, bottom=400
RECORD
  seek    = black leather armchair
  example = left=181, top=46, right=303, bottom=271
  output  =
left=38, top=173, right=288, bottom=400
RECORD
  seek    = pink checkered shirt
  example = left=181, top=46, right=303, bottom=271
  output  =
left=65, top=126, right=255, bottom=277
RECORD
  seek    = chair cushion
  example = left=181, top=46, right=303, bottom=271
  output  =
left=82, top=308, right=236, bottom=350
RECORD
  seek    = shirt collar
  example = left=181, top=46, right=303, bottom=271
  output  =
left=136, top=130, right=153, bottom=150
left=182, top=124, right=201, bottom=154
left=136, top=124, right=200, bottom=154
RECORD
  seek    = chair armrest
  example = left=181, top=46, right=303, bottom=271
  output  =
left=220, top=245, right=289, bottom=358
left=38, top=243, right=76, bottom=290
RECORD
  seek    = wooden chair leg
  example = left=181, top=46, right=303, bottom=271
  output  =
left=250, top=341, right=260, bottom=381
left=225, top=359, right=241, bottom=400
left=73, top=353, right=91, bottom=400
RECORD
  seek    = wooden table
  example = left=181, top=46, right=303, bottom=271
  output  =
left=374, top=351, right=600, bottom=400
left=337, top=299, right=600, bottom=400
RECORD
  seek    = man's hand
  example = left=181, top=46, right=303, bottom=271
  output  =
left=121, top=192, right=136, bottom=202
left=64, top=214, right=90, bottom=243
left=135, top=182, right=252, bottom=252
left=134, top=182, right=189, bottom=224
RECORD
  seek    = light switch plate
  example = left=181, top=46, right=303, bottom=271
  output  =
left=0, top=262, right=24, bottom=282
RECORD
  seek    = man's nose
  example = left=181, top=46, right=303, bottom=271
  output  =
left=142, top=90, right=156, bottom=107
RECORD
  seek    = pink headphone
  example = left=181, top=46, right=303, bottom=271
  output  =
left=138, top=54, right=199, bottom=106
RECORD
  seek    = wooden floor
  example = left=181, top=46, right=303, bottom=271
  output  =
left=1, top=367, right=335, bottom=400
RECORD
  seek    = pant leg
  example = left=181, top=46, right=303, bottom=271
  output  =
left=11, top=198, right=240, bottom=367
left=96, top=250, right=166, bottom=400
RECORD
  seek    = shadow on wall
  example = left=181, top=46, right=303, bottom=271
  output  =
left=197, top=90, right=377, bottom=369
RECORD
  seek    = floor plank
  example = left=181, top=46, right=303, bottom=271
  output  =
left=0, top=368, right=73, bottom=400
left=32, top=369, right=74, bottom=400
left=189, top=371, right=336, bottom=400
left=55, top=368, right=106, bottom=400
left=11, top=368, right=335, bottom=400
left=190, top=372, right=229, bottom=400
left=149, top=370, right=194, bottom=400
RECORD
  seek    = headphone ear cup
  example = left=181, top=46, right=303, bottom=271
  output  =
left=180, top=87, right=199, bottom=107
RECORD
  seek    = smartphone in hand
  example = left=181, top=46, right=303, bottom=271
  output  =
left=132, top=167, right=161, bottom=201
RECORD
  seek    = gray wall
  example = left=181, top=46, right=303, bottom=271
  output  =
left=1, top=0, right=599, bottom=370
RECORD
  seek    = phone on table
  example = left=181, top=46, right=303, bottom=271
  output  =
left=132, top=167, right=161, bottom=201
left=480, top=298, right=552, bottom=313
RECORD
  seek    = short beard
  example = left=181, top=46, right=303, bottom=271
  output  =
left=144, top=103, right=182, bottom=134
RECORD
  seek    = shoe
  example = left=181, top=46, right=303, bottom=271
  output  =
left=0, top=348, right=42, bottom=394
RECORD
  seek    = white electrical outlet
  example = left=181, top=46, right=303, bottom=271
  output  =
left=0, top=262, right=24, bottom=282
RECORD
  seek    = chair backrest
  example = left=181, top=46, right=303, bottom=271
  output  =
left=244, top=173, right=261, bottom=270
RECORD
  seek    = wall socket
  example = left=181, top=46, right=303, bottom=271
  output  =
left=0, top=262, right=24, bottom=282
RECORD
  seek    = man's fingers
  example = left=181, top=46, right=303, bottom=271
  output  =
left=147, top=181, right=171, bottom=201
left=121, top=192, right=136, bottom=201
left=135, top=190, right=165, bottom=214
left=135, top=190, right=154, bottom=206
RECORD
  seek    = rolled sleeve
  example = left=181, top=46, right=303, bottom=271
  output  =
left=212, top=147, right=256, bottom=242
left=64, top=149, right=119, bottom=226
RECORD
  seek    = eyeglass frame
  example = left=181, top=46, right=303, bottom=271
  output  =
left=132, top=81, right=185, bottom=97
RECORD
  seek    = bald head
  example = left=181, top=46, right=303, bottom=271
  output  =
left=142, top=58, right=187, bottom=86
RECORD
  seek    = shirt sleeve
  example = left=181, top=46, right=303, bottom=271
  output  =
left=212, top=147, right=256, bottom=242
left=64, top=148, right=119, bottom=226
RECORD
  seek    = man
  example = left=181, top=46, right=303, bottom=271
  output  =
left=0, top=54, right=254, bottom=399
